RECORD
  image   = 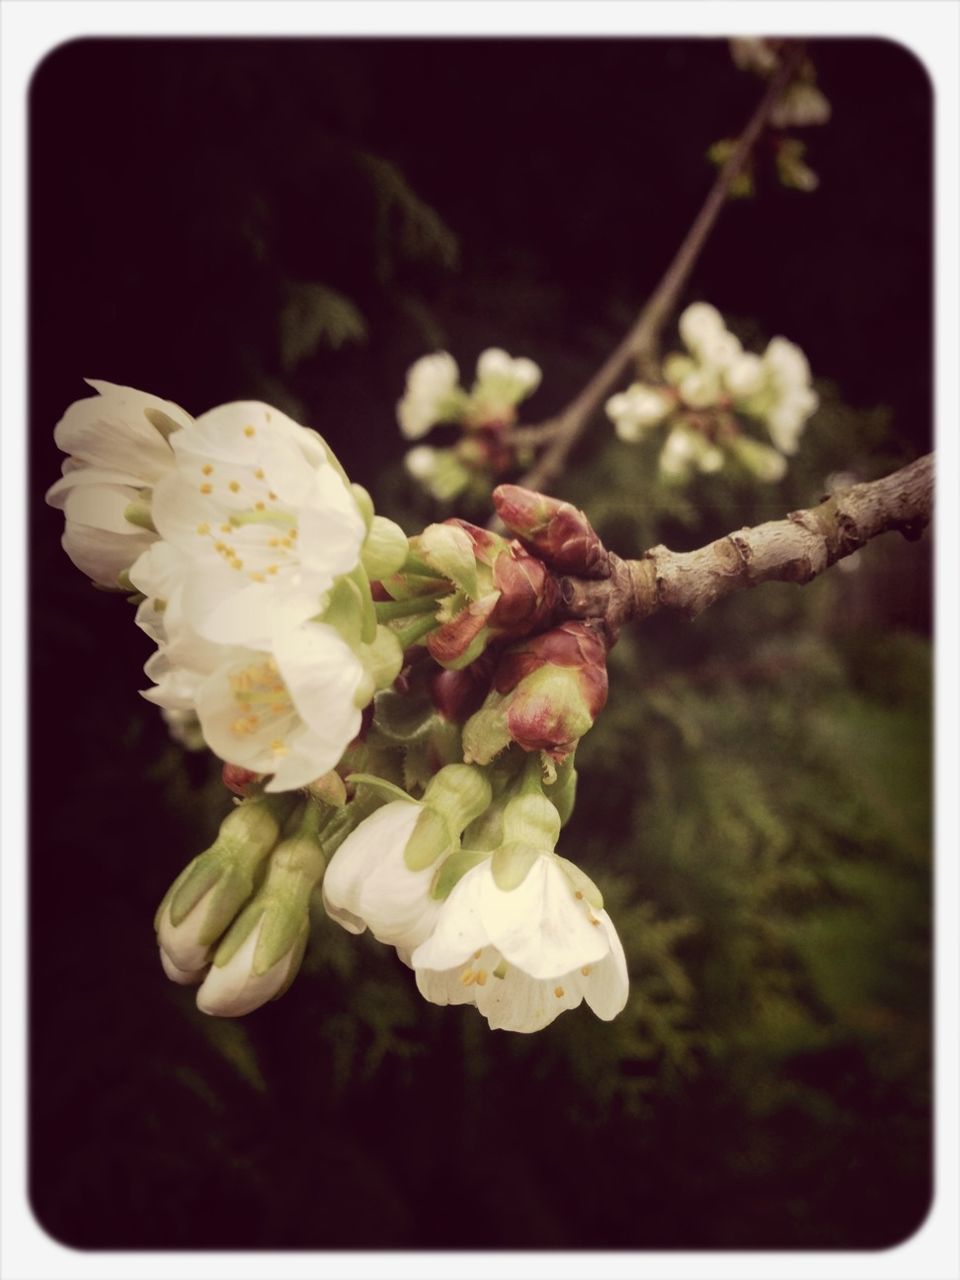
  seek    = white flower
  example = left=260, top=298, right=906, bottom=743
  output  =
left=411, top=854, right=629, bottom=1033
left=404, top=444, right=440, bottom=481
left=760, top=337, right=818, bottom=454
left=469, top=347, right=541, bottom=419
left=723, top=352, right=766, bottom=400
left=605, top=383, right=674, bottom=442
left=45, top=379, right=192, bottom=586
left=397, top=352, right=462, bottom=439
left=195, top=621, right=365, bottom=792
left=196, top=914, right=304, bottom=1017
left=659, top=424, right=724, bottom=479
left=322, top=799, right=442, bottom=951
left=150, top=401, right=366, bottom=648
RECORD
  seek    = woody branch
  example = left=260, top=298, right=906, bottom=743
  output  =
left=556, top=453, right=933, bottom=630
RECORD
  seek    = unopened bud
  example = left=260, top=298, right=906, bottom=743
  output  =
left=405, top=764, right=493, bottom=870
left=361, top=516, right=409, bottom=580
left=493, top=485, right=610, bottom=578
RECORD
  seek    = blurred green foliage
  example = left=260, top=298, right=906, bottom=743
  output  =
left=31, top=38, right=930, bottom=1252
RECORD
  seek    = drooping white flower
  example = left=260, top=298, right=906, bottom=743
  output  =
left=605, top=383, right=674, bottom=442
left=770, top=81, right=831, bottom=129
left=411, top=854, right=629, bottom=1033
left=397, top=352, right=462, bottom=439
left=195, top=621, right=365, bottom=792
left=729, top=37, right=779, bottom=77
left=679, top=303, right=744, bottom=374
left=322, top=799, right=442, bottom=950
left=196, top=913, right=305, bottom=1017
left=149, top=402, right=365, bottom=649
left=45, top=379, right=192, bottom=586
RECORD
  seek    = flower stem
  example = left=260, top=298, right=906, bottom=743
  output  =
left=374, top=596, right=440, bottom=622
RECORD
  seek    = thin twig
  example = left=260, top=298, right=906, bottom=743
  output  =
left=512, top=41, right=806, bottom=497
left=557, top=454, right=934, bottom=628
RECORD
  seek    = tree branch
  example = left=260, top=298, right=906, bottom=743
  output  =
left=557, top=454, right=934, bottom=629
left=512, top=41, right=806, bottom=497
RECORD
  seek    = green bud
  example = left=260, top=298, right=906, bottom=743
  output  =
left=545, top=756, right=578, bottom=827
left=361, top=516, right=409, bottom=580
left=462, top=698, right=512, bottom=765
left=417, top=523, right=480, bottom=599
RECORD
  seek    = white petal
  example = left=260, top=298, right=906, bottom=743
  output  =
left=475, top=961, right=584, bottom=1032
left=415, top=965, right=481, bottom=1011
left=62, top=483, right=146, bottom=534
left=61, top=522, right=155, bottom=586
left=196, top=917, right=297, bottom=1017
left=479, top=856, right=610, bottom=980
left=54, top=383, right=182, bottom=482
left=581, top=912, right=630, bottom=1020
left=273, top=622, right=366, bottom=736
left=160, top=946, right=206, bottom=985
left=410, top=862, right=491, bottom=971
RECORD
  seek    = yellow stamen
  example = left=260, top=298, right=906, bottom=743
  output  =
left=229, top=480, right=240, bottom=493
left=581, top=966, right=592, bottom=977
left=554, top=986, right=565, bottom=998
left=195, top=522, right=210, bottom=536
left=200, top=483, right=212, bottom=495
left=250, top=572, right=265, bottom=582
left=459, top=970, right=477, bottom=987
left=270, top=740, right=289, bottom=757
left=201, top=464, right=214, bottom=476
left=255, top=468, right=265, bottom=480
left=243, top=426, right=255, bottom=437
left=475, top=970, right=488, bottom=986
left=255, top=501, right=265, bottom=511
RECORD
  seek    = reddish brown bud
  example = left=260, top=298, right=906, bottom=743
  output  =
left=426, top=592, right=500, bottom=669
left=492, top=484, right=611, bottom=578
left=430, top=660, right=493, bottom=723
left=489, top=545, right=559, bottom=631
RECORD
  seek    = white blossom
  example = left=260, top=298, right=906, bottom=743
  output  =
left=150, top=402, right=366, bottom=648
left=411, top=855, right=629, bottom=1033
left=322, top=799, right=442, bottom=950
left=397, top=352, right=462, bottom=439
left=45, top=380, right=192, bottom=586
left=659, top=424, right=724, bottom=479
left=760, top=336, right=819, bottom=454
left=469, top=347, right=541, bottom=419
left=194, top=621, right=365, bottom=792
left=605, top=383, right=674, bottom=442
left=770, top=81, right=831, bottom=129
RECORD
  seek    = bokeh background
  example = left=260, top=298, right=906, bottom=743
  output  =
left=30, top=38, right=932, bottom=1250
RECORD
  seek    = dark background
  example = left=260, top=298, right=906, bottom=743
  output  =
left=30, top=38, right=932, bottom=1251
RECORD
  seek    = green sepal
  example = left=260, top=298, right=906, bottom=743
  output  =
left=555, top=855, right=604, bottom=909
left=345, top=773, right=413, bottom=805
left=431, top=849, right=489, bottom=900
left=462, top=696, right=511, bottom=766
left=545, top=756, right=578, bottom=827
left=123, top=498, right=156, bottom=532
left=361, top=516, right=409, bottom=581
left=324, top=575, right=366, bottom=649
left=491, top=840, right=542, bottom=891
left=380, top=570, right=449, bottom=601
left=460, top=799, right=506, bottom=853
left=502, top=791, right=562, bottom=850
left=422, top=763, right=492, bottom=832
left=404, top=807, right=456, bottom=871
left=349, top=563, right=378, bottom=645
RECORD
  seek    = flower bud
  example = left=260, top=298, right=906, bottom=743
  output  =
left=463, top=623, right=608, bottom=763
left=404, top=763, right=493, bottom=870
left=155, top=797, right=287, bottom=976
left=361, top=516, right=409, bottom=581
left=196, top=826, right=326, bottom=1017
left=492, top=485, right=611, bottom=578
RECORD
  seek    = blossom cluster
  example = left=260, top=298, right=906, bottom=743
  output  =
left=605, top=303, right=818, bottom=482
left=48, top=384, right=628, bottom=1033
left=399, top=348, right=541, bottom=503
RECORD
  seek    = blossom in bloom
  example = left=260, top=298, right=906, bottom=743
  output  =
left=659, top=423, right=724, bottom=480
left=760, top=337, right=819, bottom=454
left=45, top=379, right=192, bottom=586
left=397, top=353, right=462, bottom=439
left=411, top=853, right=629, bottom=1033
left=321, top=799, right=442, bottom=950
left=150, top=401, right=366, bottom=648
left=404, top=444, right=473, bottom=502
left=605, top=384, right=674, bottom=443
left=468, top=347, right=541, bottom=422
left=195, top=621, right=366, bottom=792
left=323, top=764, right=492, bottom=950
